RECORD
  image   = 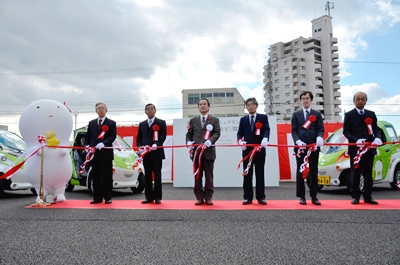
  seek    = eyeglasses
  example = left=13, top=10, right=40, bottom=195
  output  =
left=145, top=107, right=155, bottom=111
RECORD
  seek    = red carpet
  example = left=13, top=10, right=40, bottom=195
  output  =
left=25, top=199, right=400, bottom=210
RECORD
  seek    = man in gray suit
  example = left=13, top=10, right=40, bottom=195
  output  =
left=186, top=99, right=221, bottom=205
left=291, top=91, right=324, bottom=205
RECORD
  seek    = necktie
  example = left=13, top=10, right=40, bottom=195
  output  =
left=202, top=116, right=205, bottom=127
left=97, top=119, right=102, bottom=130
left=148, top=119, right=152, bottom=127
left=305, top=110, right=310, bottom=120
left=250, top=115, right=254, bottom=132
left=359, top=110, right=364, bottom=116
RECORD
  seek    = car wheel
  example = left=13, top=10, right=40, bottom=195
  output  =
left=65, top=180, right=75, bottom=192
left=390, top=165, right=400, bottom=190
left=130, top=172, right=145, bottom=194
left=30, top=188, right=37, bottom=195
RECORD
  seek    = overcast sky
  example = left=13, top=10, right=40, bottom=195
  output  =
left=1, top=0, right=400, bottom=134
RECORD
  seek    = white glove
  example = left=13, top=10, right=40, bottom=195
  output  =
left=204, top=140, right=212, bottom=148
left=296, top=140, right=307, bottom=149
left=372, top=138, right=382, bottom=147
left=356, top=139, right=366, bottom=148
left=261, top=138, right=268, bottom=148
left=96, top=142, right=105, bottom=150
left=151, top=144, right=157, bottom=151
left=238, top=139, right=246, bottom=151
left=187, top=141, right=194, bottom=150
left=316, top=136, right=324, bottom=147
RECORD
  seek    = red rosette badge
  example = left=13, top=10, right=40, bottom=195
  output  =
left=302, top=114, right=316, bottom=130
left=255, top=121, right=262, bottom=135
left=365, top=117, right=373, bottom=135
left=152, top=124, right=160, bottom=141
left=97, top=125, right=109, bottom=139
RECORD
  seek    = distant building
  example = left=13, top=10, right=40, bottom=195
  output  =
left=0, top=125, right=8, bottom=130
left=182, top=88, right=245, bottom=118
left=263, top=15, right=341, bottom=121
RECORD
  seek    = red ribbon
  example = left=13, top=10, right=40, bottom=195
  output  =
left=0, top=136, right=46, bottom=180
left=353, top=145, right=371, bottom=169
left=132, top=145, right=151, bottom=170
left=192, top=144, right=207, bottom=179
left=79, top=146, right=96, bottom=174
left=152, top=124, right=159, bottom=141
left=299, top=145, right=317, bottom=179
left=302, top=114, right=316, bottom=130
left=237, top=146, right=262, bottom=176
left=97, top=125, right=109, bottom=139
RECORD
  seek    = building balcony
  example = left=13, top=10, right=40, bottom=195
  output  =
left=292, top=69, right=298, bottom=74
left=293, top=78, right=299, bottom=83
left=333, top=76, right=340, bottom=82
left=333, top=68, right=340, bottom=75
left=314, top=105, right=324, bottom=111
left=331, top=37, right=338, bottom=44
left=332, top=53, right=339, bottom=60
left=333, top=91, right=341, bottom=97
left=332, top=61, right=339, bottom=67
left=293, top=85, right=300, bottom=92
left=331, top=45, right=338, bottom=52
left=315, top=80, right=323, bottom=86
left=315, top=71, right=322, bottom=78
left=334, top=99, right=341, bottom=105
left=335, top=107, right=342, bottom=113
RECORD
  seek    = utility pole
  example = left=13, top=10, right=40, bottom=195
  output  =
left=325, top=1, right=334, bottom=16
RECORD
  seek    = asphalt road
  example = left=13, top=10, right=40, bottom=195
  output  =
left=1, top=182, right=399, bottom=265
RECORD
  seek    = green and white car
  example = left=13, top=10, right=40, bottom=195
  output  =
left=0, top=129, right=35, bottom=194
left=317, top=121, right=400, bottom=191
left=66, top=129, right=145, bottom=194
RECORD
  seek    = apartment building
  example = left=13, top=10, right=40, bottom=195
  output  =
left=182, top=88, right=245, bottom=118
left=263, top=15, right=341, bottom=121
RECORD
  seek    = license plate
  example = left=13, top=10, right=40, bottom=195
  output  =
left=318, top=175, right=330, bottom=185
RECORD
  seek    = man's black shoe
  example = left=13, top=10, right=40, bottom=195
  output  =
left=105, top=200, right=112, bottom=204
left=364, top=198, right=378, bottom=205
left=351, top=198, right=359, bottom=204
left=258, top=199, right=267, bottom=205
left=90, top=200, right=102, bottom=204
left=299, top=198, right=306, bottom=205
left=311, top=198, right=321, bottom=205
left=155, top=199, right=161, bottom=204
left=141, top=200, right=153, bottom=204
left=242, top=200, right=252, bottom=205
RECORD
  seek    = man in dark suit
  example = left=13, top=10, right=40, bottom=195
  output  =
left=291, top=91, right=324, bottom=205
left=85, top=102, right=117, bottom=204
left=237, top=97, right=270, bottom=205
left=186, top=98, right=221, bottom=206
left=343, top=91, right=382, bottom=205
left=136, top=103, right=167, bottom=204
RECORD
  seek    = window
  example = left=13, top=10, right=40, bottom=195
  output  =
left=300, top=82, right=306, bottom=86
left=272, top=46, right=277, bottom=51
left=226, top=92, right=234, bottom=103
left=300, top=66, right=306, bottom=70
left=275, top=79, right=279, bottom=84
left=286, top=100, right=290, bottom=104
left=284, top=60, right=289, bottom=65
left=213, top=92, right=225, bottom=104
left=200, top=93, right=212, bottom=99
left=285, top=92, right=290, bottom=97
left=284, top=68, right=289, bottom=73
left=285, top=76, right=290, bottom=81
left=275, top=87, right=279, bottom=91
left=275, top=95, right=280, bottom=99
left=285, top=84, right=290, bottom=89
left=299, top=58, right=305, bottom=62
left=286, top=109, right=291, bottom=113
left=188, top=93, right=200, bottom=104
left=295, top=48, right=299, bottom=53
left=274, top=71, right=279, bottom=76
left=295, top=41, right=299, bottom=45
left=276, top=103, right=280, bottom=107
left=300, top=74, right=306, bottom=78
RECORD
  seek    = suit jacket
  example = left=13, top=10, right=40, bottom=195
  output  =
left=185, top=115, right=221, bottom=160
left=291, top=108, right=324, bottom=152
left=85, top=117, right=117, bottom=161
left=237, top=113, right=270, bottom=157
left=343, top=108, right=381, bottom=156
left=136, top=117, right=166, bottom=160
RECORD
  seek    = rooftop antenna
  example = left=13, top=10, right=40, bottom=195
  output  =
left=325, top=1, right=334, bottom=16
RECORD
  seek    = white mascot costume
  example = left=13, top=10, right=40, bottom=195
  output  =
left=19, top=99, right=73, bottom=202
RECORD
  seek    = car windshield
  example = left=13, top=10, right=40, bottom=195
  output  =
left=113, top=137, right=130, bottom=150
left=321, top=128, right=348, bottom=154
left=0, top=130, right=26, bottom=152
